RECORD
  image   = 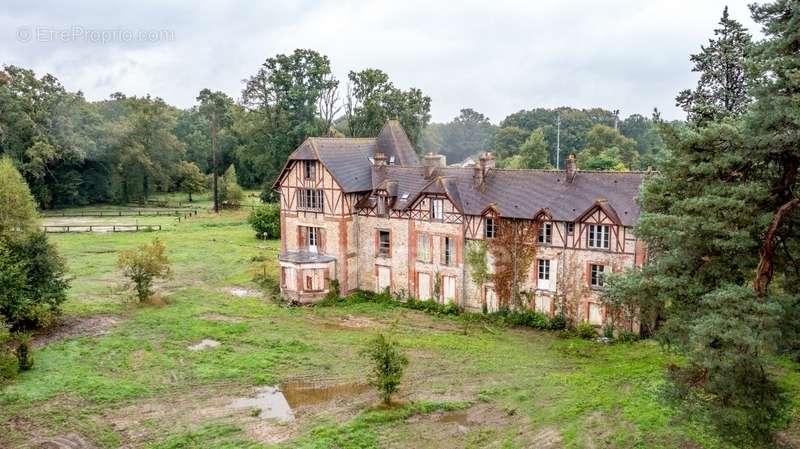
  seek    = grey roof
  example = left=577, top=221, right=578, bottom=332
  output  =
left=275, top=120, right=420, bottom=193
left=375, top=166, right=646, bottom=226
left=279, top=251, right=337, bottom=264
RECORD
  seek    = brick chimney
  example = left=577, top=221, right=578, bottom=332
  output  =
left=423, top=152, right=445, bottom=179
left=566, top=154, right=577, bottom=183
left=474, top=152, right=495, bottom=186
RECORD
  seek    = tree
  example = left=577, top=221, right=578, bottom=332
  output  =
left=517, top=128, right=550, bottom=169
left=219, top=164, right=243, bottom=207
left=582, top=124, right=638, bottom=170
left=345, top=68, right=431, bottom=147
left=247, top=203, right=280, bottom=239
left=676, top=7, right=752, bottom=124
left=175, top=161, right=206, bottom=202
left=0, top=157, right=38, bottom=234
left=492, top=126, right=528, bottom=160
left=426, top=109, right=496, bottom=162
left=197, top=89, right=234, bottom=213
left=361, top=333, right=408, bottom=405
left=117, top=238, right=172, bottom=303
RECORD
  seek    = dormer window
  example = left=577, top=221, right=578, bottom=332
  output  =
left=485, top=217, right=497, bottom=239
left=566, top=222, right=575, bottom=236
left=538, top=222, right=552, bottom=244
left=376, top=196, right=387, bottom=216
left=431, top=199, right=444, bottom=221
left=303, top=160, right=315, bottom=180
left=587, top=224, right=610, bottom=249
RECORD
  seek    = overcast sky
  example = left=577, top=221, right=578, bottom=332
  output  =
left=2, top=0, right=760, bottom=123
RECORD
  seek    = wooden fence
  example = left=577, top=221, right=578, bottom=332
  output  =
left=42, top=209, right=197, bottom=218
left=41, top=224, right=162, bottom=233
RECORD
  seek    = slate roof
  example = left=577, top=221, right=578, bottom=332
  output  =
left=374, top=166, right=646, bottom=226
left=274, top=120, right=419, bottom=193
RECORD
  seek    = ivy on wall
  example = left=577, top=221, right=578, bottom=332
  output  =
left=487, top=218, right=539, bottom=309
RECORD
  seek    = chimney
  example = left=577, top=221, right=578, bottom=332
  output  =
left=474, top=152, right=495, bottom=186
left=423, top=152, right=445, bottom=179
left=566, top=154, right=577, bottom=183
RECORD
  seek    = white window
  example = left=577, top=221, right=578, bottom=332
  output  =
left=431, top=199, right=444, bottom=221
left=298, top=189, right=323, bottom=212
left=442, top=236, right=453, bottom=266
left=485, top=217, right=497, bottom=239
left=537, top=259, right=557, bottom=291
left=590, top=264, right=605, bottom=288
left=417, top=233, right=431, bottom=262
left=303, top=160, right=315, bottom=180
left=588, top=303, right=603, bottom=325
left=587, top=224, right=610, bottom=249
left=538, top=222, right=552, bottom=244
left=535, top=295, right=552, bottom=315
left=378, top=230, right=391, bottom=257
left=418, top=272, right=431, bottom=300
left=307, top=227, right=318, bottom=252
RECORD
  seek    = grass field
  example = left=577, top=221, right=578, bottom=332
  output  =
left=1, top=208, right=799, bottom=449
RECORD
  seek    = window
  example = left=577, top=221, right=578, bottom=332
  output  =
left=298, top=189, right=323, bottom=212
left=304, top=268, right=325, bottom=291
left=587, top=224, right=610, bottom=249
left=378, top=230, right=391, bottom=257
left=443, top=236, right=453, bottom=265
left=417, top=233, right=431, bottom=262
left=307, top=227, right=319, bottom=250
left=538, top=259, right=551, bottom=281
left=590, top=264, right=605, bottom=288
left=303, top=160, right=315, bottom=180
left=431, top=199, right=444, bottom=221
left=566, top=222, right=575, bottom=236
left=485, top=217, right=497, bottom=239
left=376, top=196, right=387, bottom=216
left=538, top=222, right=552, bottom=244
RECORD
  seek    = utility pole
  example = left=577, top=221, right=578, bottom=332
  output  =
left=555, top=112, right=561, bottom=169
left=211, top=110, right=219, bottom=214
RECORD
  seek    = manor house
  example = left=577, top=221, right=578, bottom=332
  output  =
left=273, top=121, right=646, bottom=327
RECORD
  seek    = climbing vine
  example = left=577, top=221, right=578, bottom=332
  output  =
left=466, top=240, right=490, bottom=311
left=487, top=218, right=539, bottom=309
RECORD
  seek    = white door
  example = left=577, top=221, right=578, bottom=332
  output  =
left=418, top=272, right=431, bottom=300
left=535, top=295, right=552, bottom=315
left=442, top=276, right=456, bottom=304
left=588, top=302, right=603, bottom=325
left=485, top=287, right=498, bottom=313
left=377, top=266, right=391, bottom=292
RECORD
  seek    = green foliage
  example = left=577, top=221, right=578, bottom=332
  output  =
left=219, top=165, right=243, bottom=207
left=361, top=333, right=409, bottom=405
left=117, top=238, right=172, bottom=303
left=174, top=161, right=206, bottom=202
left=345, top=68, right=431, bottom=148
left=676, top=7, right=752, bottom=124
left=465, top=240, right=489, bottom=287
left=0, top=231, right=68, bottom=331
left=247, top=203, right=280, bottom=239
left=0, top=157, right=38, bottom=234
left=420, top=108, right=496, bottom=162
left=581, top=124, right=638, bottom=170
left=516, top=128, right=551, bottom=169
left=492, top=126, right=528, bottom=160
left=576, top=322, right=597, bottom=340
left=0, top=319, right=17, bottom=383
left=14, top=332, right=33, bottom=371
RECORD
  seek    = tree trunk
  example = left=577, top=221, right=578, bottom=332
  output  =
left=754, top=197, right=800, bottom=296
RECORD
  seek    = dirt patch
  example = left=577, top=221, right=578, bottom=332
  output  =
left=33, top=316, right=122, bottom=348
left=187, top=339, right=221, bottom=351
left=221, top=287, right=262, bottom=298
left=34, top=434, right=96, bottom=449
left=582, top=410, right=636, bottom=449
left=201, top=313, right=244, bottom=323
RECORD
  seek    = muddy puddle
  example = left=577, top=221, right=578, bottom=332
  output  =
left=228, top=381, right=370, bottom=422
left=436, top=410, right=469, bottom=425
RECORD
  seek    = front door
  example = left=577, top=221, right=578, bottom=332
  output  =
left=418, top=272, right=431, bottom=300
left=376, top=266, right=391, bottom=292
left=442, top=275, right=456, bottom=304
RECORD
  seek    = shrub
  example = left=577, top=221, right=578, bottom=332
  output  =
left=549, top=313, right=568, bottom=331
left=324, top=279, right=340, bottom=302
left=247, top=203, right=280, bottom=239
left=576, top=321, right=597, bottom=339
left=616, top=330, right=639, bottom=343
left=0, top=231, right=68, bottom=331
left=117, top=238, right=172, bottom=302
left=0, top=319, right=17, bottom=383
left=14, top=332, right=33, bottom=371
left=362, top=333, right=409, bottom=405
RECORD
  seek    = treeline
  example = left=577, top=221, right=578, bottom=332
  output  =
left=0, top=50, right=432, bottom=208
left=421, top=106, right=671, bottom=170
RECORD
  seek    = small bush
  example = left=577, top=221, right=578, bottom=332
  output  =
left=616, top=330, right=639, bottom=343
left=324, top=279, right=340, bottom=302
left=0, top=319, right=17, bottom=383
left=549, top=313, right=568, bottom=331
left=117, top=238, right=172, bottom=303
left=14, top=332, right=33, bottom=371
left=576, top=321, right=597, bottom=339
left=362, top=333, right=409, bottom=405
left=248, top=203, right=281, bottom=239
left=603, top=324, right=615, bottom=339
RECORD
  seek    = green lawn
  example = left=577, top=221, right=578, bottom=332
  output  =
left=1, top=209, right=797, bottom=448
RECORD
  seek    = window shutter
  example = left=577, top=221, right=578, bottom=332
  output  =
left=323, top=268, right=330, bottom=289
left=318, top=228, right=326, bottom=253
left=298, top=226, right=307, bottom=249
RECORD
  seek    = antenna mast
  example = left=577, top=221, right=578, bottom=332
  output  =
left=556, top=112, right=561, bottom=169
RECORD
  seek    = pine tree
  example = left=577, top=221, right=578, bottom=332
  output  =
left=676, top=7, right=753, bottom=124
